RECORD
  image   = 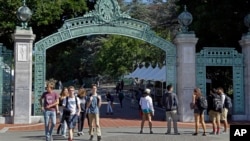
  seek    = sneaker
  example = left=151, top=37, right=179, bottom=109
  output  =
left=62, top=134, right=67, bottom=138
left=174, top=133, right=180, bottom=135
left=77, top=132, right=84, bottom=136
left=165, top=132, right=170, bottom=135
left=89, top=135, right=94, bottom=141
left=139, top=130, right=143, bottom=134
left=150, top=131, right=153, bottom=134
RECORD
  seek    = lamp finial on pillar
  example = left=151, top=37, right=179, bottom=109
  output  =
left=16, top=0, right=32, bottom=29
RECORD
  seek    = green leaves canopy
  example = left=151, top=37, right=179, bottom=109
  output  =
left=93, top=35, right=165, bottom=77
left=0, top=0, right=88, bottom=48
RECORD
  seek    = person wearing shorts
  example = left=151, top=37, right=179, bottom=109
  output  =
left=218, top=87, right=228, bottom=133
left=139, top=88, right=154, bottom=134
left=63, top=86, right=80, bottom=141
left=209, top=109, right=221, bottom=134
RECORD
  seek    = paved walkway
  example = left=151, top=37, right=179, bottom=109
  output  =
left=0, top=127, right=229, bottom=141
left=0, top=89, right=211, bottom=131
left=0, top=87, right=243, bottom=140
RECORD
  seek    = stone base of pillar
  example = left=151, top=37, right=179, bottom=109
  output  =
left=13, top=116, right=31, bottom=124
left=0, top=116, right=44, bottom=124
left=178, top=88, right=195, bottom=122
left=0, top=116, right=13, bottom=124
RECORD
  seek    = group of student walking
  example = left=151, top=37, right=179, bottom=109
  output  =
left=139, top=85, right=231, bottom=136
left=39, top=82, right=230, bottom=141
left=39, top=83, right=102, bottom=141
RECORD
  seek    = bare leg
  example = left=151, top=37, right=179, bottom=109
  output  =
left=147, top=113, right=153, bottom=132
left=140, top=114, right=146, bottom=133
left=200, top=114, right=206, bottom=135
left=194, top=113, right=200, bottom=134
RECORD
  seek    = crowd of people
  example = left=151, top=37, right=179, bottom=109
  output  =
left=39, top=81, right=231, bottom=141
left=40, top=83, right=102, bottom=141
left=138, top=84, right=231, bottom=136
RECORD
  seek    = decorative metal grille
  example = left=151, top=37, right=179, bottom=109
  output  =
left=196, top=47, right=244, bottom=114
left=0, top=43, right=13, bottom=116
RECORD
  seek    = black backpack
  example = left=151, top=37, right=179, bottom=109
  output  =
left=224, top=95, right=232, bottom=109
left=197, top=96, right=208, bottom=110
left=212, top=94, right=223, bottom=112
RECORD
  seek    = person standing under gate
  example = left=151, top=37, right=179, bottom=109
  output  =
left=139, top=88, right=154, bottom=134
left=106, top=92, right=114, bottom=115
left=39, top=82, right=59, bottom=141
left=87, top=84, right=102, bottom=141
left=162, top=84, right=180, bottom=135
left=208, top=89, right=222, bottom=135
left=217, top=87, right=229, bottom=134
left=191, top=88, right=206, bottom=136
left=118, top=91, right=124, bottom=108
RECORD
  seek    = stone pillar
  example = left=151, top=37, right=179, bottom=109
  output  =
left=239, top=34, right=250, bottom=121
left=174, top=33, right=198, bottom=122
left=13, top=27, right=35, bottom=124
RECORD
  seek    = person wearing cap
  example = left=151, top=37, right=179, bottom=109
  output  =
left=139, top=88, right=154, bottom=134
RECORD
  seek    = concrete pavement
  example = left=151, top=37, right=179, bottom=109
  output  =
left=0, top=127, right=229, bottom=141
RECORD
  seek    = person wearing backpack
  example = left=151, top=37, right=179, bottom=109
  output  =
left=162, top=85, right=180, bottom=135
left=209, top=89, right=223, bottom=135
left=87, top=84, right=102, bottom=141
left=191, top=88, right=206, bottom=136
left=62, top=86, right=81, bottom=141
left=207, top=89, right=216, bottom=122
left=218, top=87, right=230, bottom=134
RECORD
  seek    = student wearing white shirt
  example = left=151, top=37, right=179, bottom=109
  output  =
left=217, top=87, right=228, bottom=133
left=63, top=86, right=81, bottom=141
left=139, top=88, right=154, bottom=134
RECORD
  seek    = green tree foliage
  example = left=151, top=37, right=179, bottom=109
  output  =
left=0, top=0, right=88, bottom=48
left=177, top=0, right=250, bottom=51
left=93, top=35, right=166, bottom=77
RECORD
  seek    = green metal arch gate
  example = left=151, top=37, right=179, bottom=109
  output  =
left=33, top=0, right=177, bottom=115
left=196, top=47, right=244, bottom=114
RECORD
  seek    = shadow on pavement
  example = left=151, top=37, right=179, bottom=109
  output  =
left=21, top=135, right=90, bottom=141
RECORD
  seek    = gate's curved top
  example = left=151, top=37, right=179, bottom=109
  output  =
left=33, top=0, right=176, bottom=115
left=34, top=0, right=175, bottom=53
